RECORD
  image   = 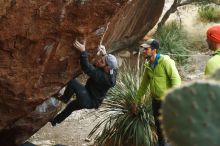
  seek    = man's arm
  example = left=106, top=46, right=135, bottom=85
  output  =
left=74, top=40, right=97, bottom=77
left=164, top=59, right=181, bottom=87
left=205, top=59, right=217, bottom=75
left=136, top=67, right=150, bottom=99
left=80, top=51, right=97, bottom=77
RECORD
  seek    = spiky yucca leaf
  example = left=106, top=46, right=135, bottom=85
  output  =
left=155, top=21, right=190, bottom=64
left=88, top=65, right=156, bottom=146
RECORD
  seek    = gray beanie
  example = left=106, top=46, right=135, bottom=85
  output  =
left=106, top=54, right=117, bottom=74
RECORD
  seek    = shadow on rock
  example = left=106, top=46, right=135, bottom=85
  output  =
left=20, top=142, right=36, bottom=146
left=21, top=142, right=67, bottom=146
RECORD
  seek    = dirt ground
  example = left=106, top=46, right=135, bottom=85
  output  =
left=26, top=109, right=102, bottom=146
left=25, top=2, right=216, bottom=146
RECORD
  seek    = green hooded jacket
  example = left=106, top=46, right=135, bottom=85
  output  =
left=136, top=54, right=181, bottom=100
left=205, top=48, right=220, bottom=75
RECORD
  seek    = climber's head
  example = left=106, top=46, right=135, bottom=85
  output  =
left=95, top=54, right=117, bottom=74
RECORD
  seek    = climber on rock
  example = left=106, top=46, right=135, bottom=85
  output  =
left=50, top=40, right=118, bottom=126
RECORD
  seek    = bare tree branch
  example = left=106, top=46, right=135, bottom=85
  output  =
left=158, top=0, right=220, bottom=28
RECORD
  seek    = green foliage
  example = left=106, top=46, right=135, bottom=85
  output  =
left=189, top=0, right=220, bottom=5
left=161, top=69, right=220, bottom=146
left=186, top=35, right=207, bottom=52
left=198, top=5, right=220, bottom=22
left=88, top=65, right=156, bottom=146
left=155, top=21, right=190, bottom=64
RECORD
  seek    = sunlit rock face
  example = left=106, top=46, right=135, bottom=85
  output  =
left=0, top=0, right=164, bottom=145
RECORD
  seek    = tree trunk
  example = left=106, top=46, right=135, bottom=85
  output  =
left=0, top=0, right=165, bottom=145
left=158, top=0, right=179, bottom=28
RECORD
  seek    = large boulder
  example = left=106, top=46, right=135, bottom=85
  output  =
left=0, top=0, right=165, bottom=145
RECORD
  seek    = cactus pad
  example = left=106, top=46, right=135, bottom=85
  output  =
left=161, top=81, right=220, bottom=146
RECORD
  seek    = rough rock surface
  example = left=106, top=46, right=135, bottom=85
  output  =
left=104, top=0, right=165, bottom=52
left=0, top=0, right=164, bottom=145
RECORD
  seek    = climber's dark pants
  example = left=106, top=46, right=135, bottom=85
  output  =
left=152, top=98, right=165, bottom=146
left=53, top=79, right=96, bottom=124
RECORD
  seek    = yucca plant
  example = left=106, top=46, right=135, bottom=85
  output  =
left=155, top=21, right=190, bottom=65
left=88, top=59, right=157, bottom=146
left=198, top=5, right=220, bottom=22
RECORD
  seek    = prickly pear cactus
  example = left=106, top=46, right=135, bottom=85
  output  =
left=161, top=80, right=220, bottom=146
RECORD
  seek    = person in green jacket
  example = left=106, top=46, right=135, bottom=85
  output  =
left=136, top=39, right=181, bottom=146
left=205, top=25, right=220, bottom=75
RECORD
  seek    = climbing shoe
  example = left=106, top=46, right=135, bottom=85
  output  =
left=50, top=120, right=57, bottom=127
